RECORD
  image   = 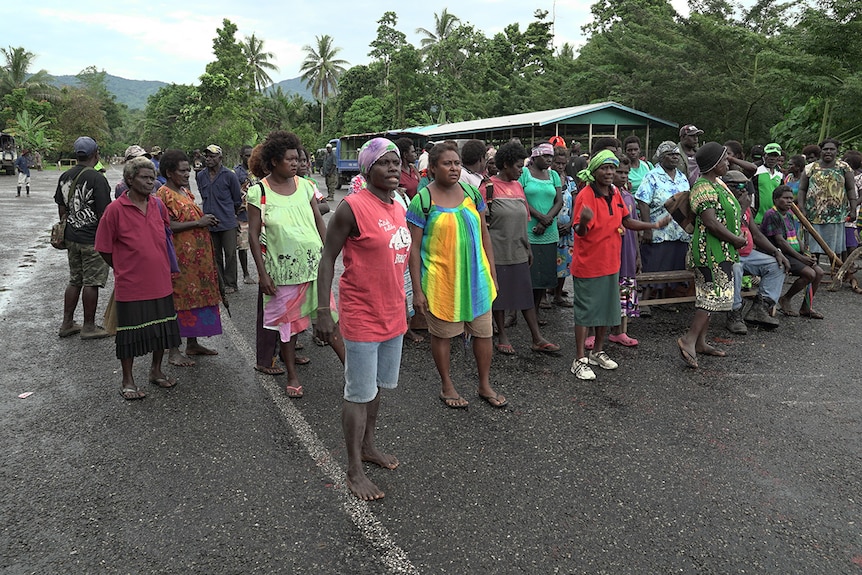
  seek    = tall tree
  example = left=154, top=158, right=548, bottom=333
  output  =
left=416, top=8, right=461, bottom=50
left=300, top=34, right=349, bottom=134
left=369, top=12, right=407, bottom=86
left=0, top=46, right=53, bottom=99
left=205, top=19, right=253, bottom=95
left=243, top=33, right=279, bottom=92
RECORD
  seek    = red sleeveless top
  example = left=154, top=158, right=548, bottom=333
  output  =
left=340, top=189, right=412, bottom=341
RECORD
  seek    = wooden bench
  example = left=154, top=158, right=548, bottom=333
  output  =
left=636, top=270, right=758, bottom=306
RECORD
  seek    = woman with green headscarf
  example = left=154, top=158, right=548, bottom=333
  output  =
left=570, top=151, right=671, bottom=381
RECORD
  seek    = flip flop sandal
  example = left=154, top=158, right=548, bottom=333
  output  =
left=800, top=310, right=824, bottom=319
left=148, top=376, right=177, bottom=388
left=439, top=394, right=468, bottom=409
left=120, top=387, right=146, bottom=400
left=531, top=342, right=561, bottom=353
left=285, top=385, right=304, bottom=398
left=677, top=338, right=698, bottom=369
left=478, top=393, right=508, bottom=408
left=255, top=365, right=286, bottom=375
left=495, top=343, right=516, bottom=355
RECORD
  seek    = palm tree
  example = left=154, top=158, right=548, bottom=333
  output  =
left=0, top=46, right=54, bottom=98
left=415, top=9, right=461, bottom=50
left=300, top=35, right=348, bottom=134
left=242, top=34, right=279, bottom=92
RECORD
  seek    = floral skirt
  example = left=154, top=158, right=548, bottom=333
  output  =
left=693, top=261, right=734, bottom=312
left=177, top=305, right=222, bottom=338
left=619, top=276, right=640, bottom=318
left=263, top=281, right=337, bottom=343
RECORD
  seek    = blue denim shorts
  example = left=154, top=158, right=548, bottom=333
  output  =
left=343, top=335, right=403, bottom=403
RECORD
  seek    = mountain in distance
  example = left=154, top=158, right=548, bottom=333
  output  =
left=50, top=73, right=313, bottom=110
left=51, top=74, right=167, bottom=111
left=270, top=77, right=313, bottom=101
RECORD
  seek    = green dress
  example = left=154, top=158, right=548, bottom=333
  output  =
left=687, top=177, right=741, bottom=312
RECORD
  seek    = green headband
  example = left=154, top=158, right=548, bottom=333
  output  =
left=577, top=150, right=620, bottom=184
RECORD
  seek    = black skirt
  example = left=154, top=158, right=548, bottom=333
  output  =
left=115, top=295, right=181, bottom=359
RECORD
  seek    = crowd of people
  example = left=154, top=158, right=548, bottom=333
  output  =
left=49, top=126, right=862, bottom=500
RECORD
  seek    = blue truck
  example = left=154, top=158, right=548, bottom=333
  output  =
left=328, top=131, right=427, bottom=187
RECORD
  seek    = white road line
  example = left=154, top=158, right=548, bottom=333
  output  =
left=221, top=317, right=420, bottom=575
left=780, top=400, right=862, bottom=406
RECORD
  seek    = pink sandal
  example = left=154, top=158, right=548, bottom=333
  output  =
left=608, top=333, right=639, bottom=347
left=584, top=336, right=595, bottom=350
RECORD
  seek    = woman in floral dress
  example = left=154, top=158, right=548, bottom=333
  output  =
left=157, top=149, right=223, bottom=367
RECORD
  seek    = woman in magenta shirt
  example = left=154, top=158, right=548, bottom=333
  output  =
left=95, top=157, right=181, bottom=400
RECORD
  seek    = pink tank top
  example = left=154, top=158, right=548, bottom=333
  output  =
left=340, top=189, right=412, bottom=341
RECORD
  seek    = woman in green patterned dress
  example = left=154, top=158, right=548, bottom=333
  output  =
left=677, top=142, right=748, bottom=369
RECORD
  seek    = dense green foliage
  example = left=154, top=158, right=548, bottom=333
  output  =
left=3, top=1, right=861, bottom=160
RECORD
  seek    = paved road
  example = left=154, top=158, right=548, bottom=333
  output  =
left=1, top=168, right=861, bottom=574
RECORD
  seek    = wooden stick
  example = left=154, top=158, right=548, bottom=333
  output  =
left=790, top=203, right=842, bottom=269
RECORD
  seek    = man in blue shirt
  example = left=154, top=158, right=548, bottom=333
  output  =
left=15, top=149, right=31, bottom=196
left=197, top=144, right=242, bottom=293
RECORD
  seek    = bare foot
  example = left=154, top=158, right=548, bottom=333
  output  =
left=185, top=344, right=218, bottom=356
left=346, top=470, right=385, bottom=501
left=696, top=343, right=727, bottom=357
left=778, top=297, right=799, bottom=316
left=168, top=348, right=196, bottom=367
left=405, top=329, right=424, bottom=343
left=362, top=448, right=399, bottom=470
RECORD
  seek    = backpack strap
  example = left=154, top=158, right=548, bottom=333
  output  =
left=418, top=187, right=432, bottom=219
left=64, top=166, right=94, bottom=218
left=458, top=181, right=483, bottom=209
left=253, top=180, right=266, bottom=225
left=419, top=182, right=483, bottom=219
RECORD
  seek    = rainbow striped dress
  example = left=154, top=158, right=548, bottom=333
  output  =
left=407, top=190, right=497, bottom=322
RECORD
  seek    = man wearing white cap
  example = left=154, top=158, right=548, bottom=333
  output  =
left=114, top=145, right=157, bottom=199
left=196, top=144, right=242, bottom=293
left=677, top=124, right=704, bottom=187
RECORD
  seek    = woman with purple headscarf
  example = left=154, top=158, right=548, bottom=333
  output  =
left=317, top=138, right=411, bottom=501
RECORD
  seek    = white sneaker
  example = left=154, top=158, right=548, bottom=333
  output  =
left=588, top=350, right=618, bottom=370
left=571, top=357, right=596, bottom=380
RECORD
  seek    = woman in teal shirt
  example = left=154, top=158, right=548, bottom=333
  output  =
left=519, top=142, right=562, bottom=312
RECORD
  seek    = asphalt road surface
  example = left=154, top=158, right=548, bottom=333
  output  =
left=2, top=168, right=861, bottom=574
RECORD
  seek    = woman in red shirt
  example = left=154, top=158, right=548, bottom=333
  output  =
left=95, top=157, right=182, bottom=399
left=570, top=151, right=670, bottom=380
left=395, top=137, right=420, bottom=199
left=316, top=138, right=411, bottom=501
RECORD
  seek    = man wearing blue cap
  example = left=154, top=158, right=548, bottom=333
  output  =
left=54, top=136, right=112, bottom=339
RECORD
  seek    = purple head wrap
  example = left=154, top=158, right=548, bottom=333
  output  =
left=358, top=138, right=400, bottom=176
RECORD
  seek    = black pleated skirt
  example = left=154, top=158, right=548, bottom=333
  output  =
left=115, top=295, right=181, bottom=359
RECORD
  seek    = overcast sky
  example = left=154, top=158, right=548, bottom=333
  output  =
left=2, top=0, right=690, bottom=84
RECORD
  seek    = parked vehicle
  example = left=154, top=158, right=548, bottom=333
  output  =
left=330, top=131, right=427, bottom=186
left=0, top=132, right=17, bottom=176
